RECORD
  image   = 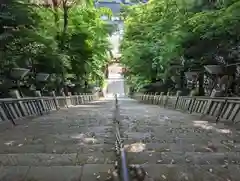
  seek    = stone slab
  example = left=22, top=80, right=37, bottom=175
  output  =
left=0, top=166, right=29, bottom=181
left=127, top=151, right=240, bottom=165
left=81, top=164, right=114, bottom=181
left=25, top=166, right=82, bottom=181
left=141, top=164, right=227, bottom=181
left=76, top=152, right=115, bottom=165
left=0, top=154, right=77, bottom=166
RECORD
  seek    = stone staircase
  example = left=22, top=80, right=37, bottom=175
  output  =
left=1, top=98, right=240, bottom=181
left=0, top=101, right=117, bottom=181
left=119, top=100, right=240, bottom=181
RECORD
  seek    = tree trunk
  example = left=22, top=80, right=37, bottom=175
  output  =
left=61, top=0, right=68, bottom=49
left=51, top=0, right=60, bottom=33
left=180, top=70, right=184, bottom=89
left=198, top=72, right=205, bottom=96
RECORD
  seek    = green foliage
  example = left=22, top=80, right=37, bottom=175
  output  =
left=121, top=0, right=240, bottom=91
left=0, top=0, right=112, bottom=95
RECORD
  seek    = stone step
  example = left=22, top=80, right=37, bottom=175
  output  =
left=123, top=141, right=238, bottom=152
left=0, top=154, right=77, bottom=166
left=127, top=151, right=240, bottom=165
left=122, top=132, right=238, bottom=142
left=0, top=152, right=116, bottom=166
left=0, top=166, right=84, bottom=181
left=0, top=164, right=115, bottom=181
left=1, top=164, right=239, bottom=181
left=141, top=164, right=239, bottom=181
left=1, top=151, right=240, bottom=167
left=0, top=142, right=115, bottom=154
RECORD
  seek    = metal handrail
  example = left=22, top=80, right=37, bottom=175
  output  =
left=114, top=94, right=130, bottom=181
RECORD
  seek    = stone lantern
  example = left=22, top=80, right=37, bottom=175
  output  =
left=10, top=68, right=30, bottom=80
left=204, top=65, right=223, bottom=75
left=9, top=68, right=30, bottom=98
left=36, top=73, right=50, bottom=82
left=184, top=71, right=198, bottom=81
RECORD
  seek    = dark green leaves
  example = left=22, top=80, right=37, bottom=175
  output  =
left=121, top=0, right=240, bottom=91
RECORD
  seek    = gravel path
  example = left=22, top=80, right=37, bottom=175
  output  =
left=0, top=97, right=240, bottom=181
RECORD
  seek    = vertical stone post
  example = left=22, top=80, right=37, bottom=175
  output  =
left=174, top=91, right=181, bottom=109
left=62, top=91, right=68, bottom=108
left=164, top=92, right=170, bottom=108
left=153, top=92, right=157, bottom=104
left=148, top=93, right=151, bottom=104
left=80, top=93, right=84, bottom=104
left=51, top=91, right=59, bottom=110
left=8, top=89, right=24, bottom=121
left=203, top=92, right=216, bottom=115
left=158, top=92, right=164, bottom=105
left=67, top=92, right=72, bottom=106
left=74, top=92, right=80, bottom=105
left=35, top=90, right=46, bottom=112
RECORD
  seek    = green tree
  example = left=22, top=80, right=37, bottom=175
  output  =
left=121, top=0, right=240, bottom=94
left=0, top=0, right=112, bottom=96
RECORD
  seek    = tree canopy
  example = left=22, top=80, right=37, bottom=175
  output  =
left=0, top=0, right=113, bottom=96
left=121, top=0, right=240, bottom=94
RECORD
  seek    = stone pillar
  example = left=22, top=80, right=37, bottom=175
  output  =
left=175, top=91, right=182, bottom=109
left=61, top=91, right=68, bottom=108
left=158, top=92, right=164, bottom=105
left=74, top=92, right=80, bottom=105
left=66, top=92, right=72, bottom=106
left=34, top=90, right=41, bottom=97
left=176, top=91, right=182, bottom=96
left=164, top=92, right=170, bottom=107
left=80, top=94, right=84, bottom=104
left=9, top=89, right=21, bottom=99
left=8, top=90, right=23, bottom=118
left=153, top=93, right=157, bottom=104
left=9, top=89, right=28, bottom=117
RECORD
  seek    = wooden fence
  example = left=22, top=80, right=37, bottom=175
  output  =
left=133, top=93, right=240, bottom=123
left=0, top=93, right=98, bottom=125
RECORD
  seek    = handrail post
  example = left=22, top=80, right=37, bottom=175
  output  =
left=2, top=102, right=16, bottom=125
left=174, top=91, right=181, bottom=109
left=62, top=92, right=68, bottom=108
left=164, top=92, right=170, bottom=108
left=159, top=92, right=164, bottom=105
left=9, top=90, right=27, bottom=116
left=147, top=93, right=151, bottom=103
left=216, top=98, right=228, bottom=123
left=153, top=93, right=157, bottom=104
left=189, top=97, right=196, bottom=113
left=36, top=98, right=43, bottom=115
left=35, top=90, right=47, bottom=112
left=51, top=91, right=59, bottom=110
left=202, top=97, right=214, bottom=116
left=174, top=95, right=180, bottom=109
left=143, top=93, right=146, bottom=102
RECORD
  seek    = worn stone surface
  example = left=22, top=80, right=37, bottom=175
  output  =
left=0, top=100, right=116, bottom=180
left=25, top=166, right=82, bottom=181
left=81, top=164, right=114, bottom=181
left=1, top=98, right=240, bottom=180
left=0, top=154, right=77, bottom=166
left=0, top=166, right=29, bottom=181
left=118, top=99, right=240, bottom=180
